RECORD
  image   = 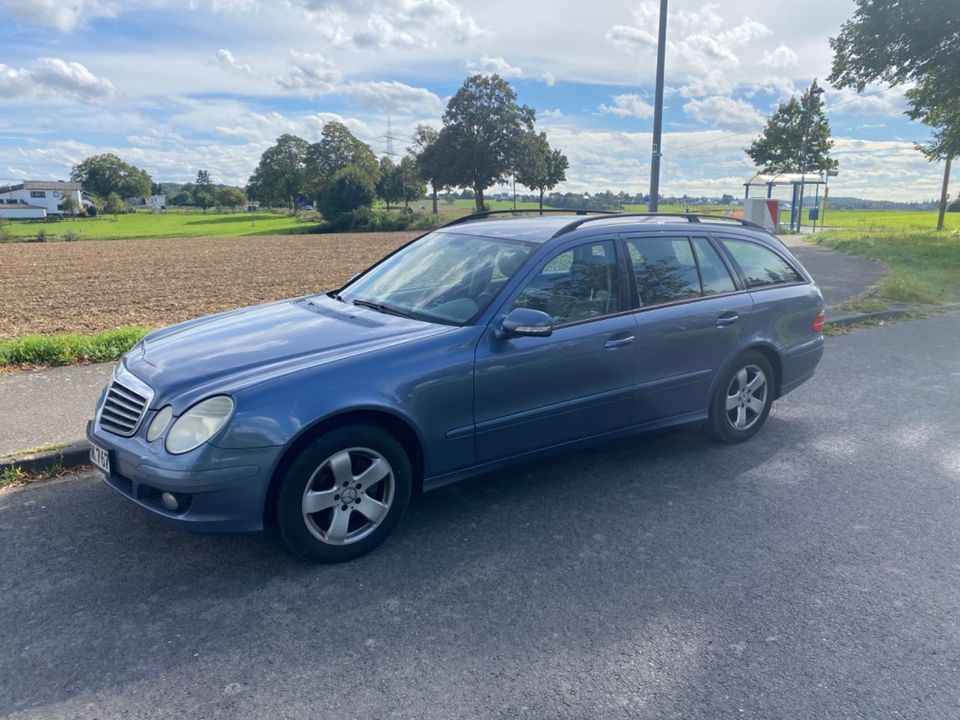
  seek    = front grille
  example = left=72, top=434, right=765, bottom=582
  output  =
left=99, top=380, right=149, bottom=436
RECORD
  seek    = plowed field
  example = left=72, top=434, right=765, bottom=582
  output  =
left=0, top=233, right=417, bottom=339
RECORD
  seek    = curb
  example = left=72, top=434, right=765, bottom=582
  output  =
left=824, top=308, right=913, bottom=328
left=0, top=440, right=90, bottom=476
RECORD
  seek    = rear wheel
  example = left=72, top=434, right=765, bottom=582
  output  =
left=275, top=425, right=412, bottom=562
left=707, top=352, right=774, bottom=443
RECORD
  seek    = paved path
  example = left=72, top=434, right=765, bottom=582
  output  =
left=2, top=314, right=959, bottom=719
left=779, top=234, right=886, bottom=309
left=0, top=362, right=111, bottom=457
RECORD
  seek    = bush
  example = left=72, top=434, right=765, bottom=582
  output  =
left=321, top=207, right=444, bottom=232
left=27, top=229, right=48, bottom=243
left=64, top=231, right=81, bottom=242
left=319, top=166, right=376, bottom=221
left=0, top=218, right=11, bottom=243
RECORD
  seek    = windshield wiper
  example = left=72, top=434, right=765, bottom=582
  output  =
left=352, top=298, right=417, bottom=320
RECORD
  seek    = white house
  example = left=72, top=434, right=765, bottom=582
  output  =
left=0, top=181, right=83, bottom=218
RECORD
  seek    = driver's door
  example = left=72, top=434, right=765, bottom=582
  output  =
left=473, top=239, right=637, bottom=463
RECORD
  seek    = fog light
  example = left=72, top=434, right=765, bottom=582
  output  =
left=160, top=491, right=179, bottom=511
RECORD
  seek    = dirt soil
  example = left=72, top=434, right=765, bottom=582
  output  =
left=0, top=233, right=417, bottom=339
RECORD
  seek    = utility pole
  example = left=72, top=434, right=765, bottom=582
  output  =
left=937, top=155, right=952, bottom=231
left=648, top=0, right=668, bottom=213
left=796, top=81, right=824, bottom=233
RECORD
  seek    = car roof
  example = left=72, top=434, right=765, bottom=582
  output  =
left=441, top=213, right=774, bottom=245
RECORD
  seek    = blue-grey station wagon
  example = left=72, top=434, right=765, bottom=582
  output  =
left=88, top=212, right=825, bottom=561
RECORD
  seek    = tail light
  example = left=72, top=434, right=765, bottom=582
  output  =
left=812, top=307, right=825, bottom=333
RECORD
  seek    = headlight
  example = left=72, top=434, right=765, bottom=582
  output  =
left=164, top=396, right=234, bottom=455
left=146, top=405, right=173, bottom=443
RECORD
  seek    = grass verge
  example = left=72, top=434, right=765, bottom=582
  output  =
left=0, top=326, right=148, bottom=368
left=0, top=462, right=86, bottom=490
left=813, top=228, right=960, bottom=305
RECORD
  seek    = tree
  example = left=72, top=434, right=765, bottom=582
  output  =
left=103, top=192, right=125, bottom=219
left=217, top=187, right=247, bottom=211
left=71, top=153, right=153, bottom=200
left=441, top=74, right=535, bottom=211
left=303, top=122, right=379, bottom=203
left=246, top=134, right=310, bottom=209
left=515, top=131, right=569, bottom=212
left=194, top=190, right=213, bottom=214
left=195, top=170, right=212, bottom=190
left=409, top=124, right=455, bottom=214
left=319, top=165, right=376, bottom=220
left=747, top=81, right=837, bottom=175
left=59, top=193, right=80, bottom=219
left=376, top=157, right=403, bottom=210
left=829, top=0, right=960, bottom=228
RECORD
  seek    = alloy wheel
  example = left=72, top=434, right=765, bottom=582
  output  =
left=725, top=364, right=768, bottom=431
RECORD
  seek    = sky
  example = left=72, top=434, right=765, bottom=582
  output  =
left=0, top=0, right=947, bottom=201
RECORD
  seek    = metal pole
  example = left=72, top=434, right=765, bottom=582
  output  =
left=937, top=155, right=952, bottom=231
left=648, top=0, right=668, bottom=213
left=820, top=173, right=828, bottom=231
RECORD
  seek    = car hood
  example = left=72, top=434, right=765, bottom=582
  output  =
left=124, top=295, right=453, bottom=406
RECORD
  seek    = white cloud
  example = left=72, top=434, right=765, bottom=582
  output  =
left=541, top=71, right=557, bottom=86
left=0, top=58, right=117, bottom=101
left=276, top=51, right=342, bottom=94
left=0, top=0, right=117, bottom=31
left=826, top=87, right=910, bottom=117
left=345, top=81, right=442, bottom=114
left=214, top=48, right=255, bottom=77
left=466, top=55, right=522, bottom=78
left=599, top=94, right=654, bottom=119
left=759, top=43, right=799, bottom=69
left=683, top=96, right=765, bottom=131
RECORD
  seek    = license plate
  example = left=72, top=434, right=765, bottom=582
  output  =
left=89, top=443, right=111, bottom=475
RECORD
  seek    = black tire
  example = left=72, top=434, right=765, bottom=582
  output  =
left=707, top=351, right=775, bottom=444
left=275, top=425, right=412, bottom=562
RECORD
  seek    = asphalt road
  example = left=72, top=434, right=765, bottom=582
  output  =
left=778, top=234, right=886, bottom=309
left=2, top=314, right=959, bottom=719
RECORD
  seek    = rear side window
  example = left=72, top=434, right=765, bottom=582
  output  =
left=721, top=238, right=803, bottom=287
left=691, top=237, right=736, bottom=295
left=626, top=237, right=701, bottom=306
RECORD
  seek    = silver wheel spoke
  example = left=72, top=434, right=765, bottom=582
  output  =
left=735, top=406, right=747, bottom=428
left=302, top=487, right=339, bottom=515
left=326, top=507, right=352, bottom=541
left=355, top=458, right=390, bottom=488
left=328, top=450, right=354, bottom=486
left=746, top=396, right=765, bottom=414
left=355, top=494, right=389, bottom=524
left=725, top=394, right=740, bottom=411
left=746, top=373, right=765, bottom=392
left=736, top=368, right=748, bottom=390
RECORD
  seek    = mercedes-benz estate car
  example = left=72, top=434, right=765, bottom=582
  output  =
left=88, top=211, right=825, bottom=562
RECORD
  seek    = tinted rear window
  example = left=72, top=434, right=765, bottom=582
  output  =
left=720, top=238, right=803, bottom=288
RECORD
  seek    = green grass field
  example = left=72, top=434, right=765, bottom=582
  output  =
left=1, top=211, right=315, bottom=241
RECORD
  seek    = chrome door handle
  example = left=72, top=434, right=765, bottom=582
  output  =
left=715, top=312, right=739, bottom=328
left=604, top=335, right=635, bottom=349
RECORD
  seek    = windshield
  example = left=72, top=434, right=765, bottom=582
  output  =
left=337, top=231, right=535, bottom=324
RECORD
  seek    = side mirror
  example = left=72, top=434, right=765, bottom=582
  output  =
left=496, top=308, right=553, bottom=339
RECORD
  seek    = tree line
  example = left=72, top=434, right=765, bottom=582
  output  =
left=245, top=74, right=568, bottom=218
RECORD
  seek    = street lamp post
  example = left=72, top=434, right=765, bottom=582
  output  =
left=648, top=0, right=668, bottom=213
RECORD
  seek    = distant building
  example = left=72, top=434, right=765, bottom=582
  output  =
left=0, top=181, right=82, bottom=218
left=0, top=201, right=47, bottom=220
left=126, top=195, right=166, bottom=210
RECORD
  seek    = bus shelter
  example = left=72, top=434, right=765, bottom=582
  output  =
left=744, top=172, right=828, bottom=233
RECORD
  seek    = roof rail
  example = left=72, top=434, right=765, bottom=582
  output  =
left=439, top=208, right=619, bottom=229
left=551, top=212, right=768, bottom=238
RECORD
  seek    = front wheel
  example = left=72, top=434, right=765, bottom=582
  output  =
left=707, top=352, right=775, bottom=443
left=275, top=425, right=412, bottom=562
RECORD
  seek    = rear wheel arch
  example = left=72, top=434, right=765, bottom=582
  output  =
left=263, top=408, right=425, bottom=531
left=711, top=342, right=783, bottom=401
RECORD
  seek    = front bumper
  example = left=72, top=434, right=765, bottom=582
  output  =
left=86, top=420, right=283, bottom=534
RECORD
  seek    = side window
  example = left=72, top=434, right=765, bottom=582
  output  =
left=720, top=238, right=803, bottom=287
left=512, top=240, right=621, bottom=325
left=691, top=237, right=736, bottom=295
left=626, top=237, right=701, bottom=306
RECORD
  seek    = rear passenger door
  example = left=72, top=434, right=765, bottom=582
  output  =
left=623, top=234, right=753, bottom=425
